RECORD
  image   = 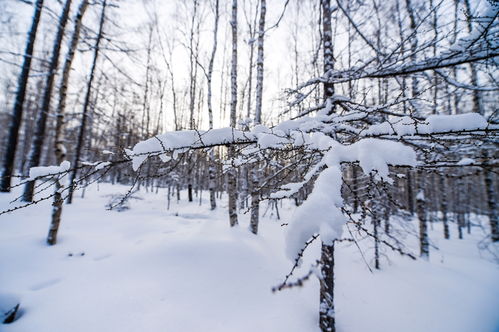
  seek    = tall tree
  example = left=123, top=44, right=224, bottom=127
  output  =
left=67, top=0, right=107, bottom=204
left=227, top=0, right=239, bottom=227
left=319, top=1, right=336, bottom=332
left=187, top=0, right=200, bottom=202
left=249, top=0, right=266, bottom=235
left=48, top=0, right=89, bottom=245
left=22, top=0, right=73, bottom=202
left=207, top=0, right=220, bottom=211
left=0, top=0, right=44, bottom=192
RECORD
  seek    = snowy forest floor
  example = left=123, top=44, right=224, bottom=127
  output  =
left=0, top=183, right=498, bottom=332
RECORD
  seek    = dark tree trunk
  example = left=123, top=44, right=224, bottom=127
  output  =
left=483, top=151, right=498, bottom=242
left=416, top=171, right=429, bottom=259
left=320, top=1, right=336, bottom=331
left=67, top=0, right=107, bottom=204
left=439, top=174, right=450, bottom=239
left=0, top=0, right=44, bottom=192
left=320, top=242, right=335, bottom=332
left=22, top=0, right=73, bottom=202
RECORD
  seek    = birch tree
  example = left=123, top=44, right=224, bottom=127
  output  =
left=48, top=0, right=89, bottom=245
left=249, top=0, right=265, bottom=235
left=67, top=0, right=107, bottom=204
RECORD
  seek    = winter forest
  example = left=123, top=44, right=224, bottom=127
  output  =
left=0, top=0, right=497, bottom=331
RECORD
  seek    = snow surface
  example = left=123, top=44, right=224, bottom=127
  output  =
left=0, top=183, right=498, bottom=332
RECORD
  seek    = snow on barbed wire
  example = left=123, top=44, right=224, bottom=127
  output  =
left=28, top=161, right=70, bottom=180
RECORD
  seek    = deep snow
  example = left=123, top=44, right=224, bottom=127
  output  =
left=0, top=183, right=498, bottom=332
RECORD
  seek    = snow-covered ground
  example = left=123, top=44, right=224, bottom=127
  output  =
left=0, top=183, right=498, bottom=332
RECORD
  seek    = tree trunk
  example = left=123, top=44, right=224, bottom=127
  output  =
left=67, top=0, right=107, bottom=204
left=416, top=171, right=429, bottom=259
left=48, top=0, right=89, bottom=245
left=320, top=1, right=336, bottom=331
left=249, top=0, right=266, bottom=235
left=0, top=0, right=44, bottom=192
left=227, top=0, right=239, bottom=227
left=249, top=167, right=260, bottom=234
left=23, top=0, right=73, bottom=202
left=463, top=0, right=484, bottom=115
left=207, top=0, right=219, bottom=211
left=322, top=0, right=334, bottom=101
left=320, top=242, right=335, bottom=332
left=439, top=174, right=450, bottom=239
left=483, top=151, right=498, bottom=242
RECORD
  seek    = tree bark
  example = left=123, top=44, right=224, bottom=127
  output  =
left=320, top=242, right=335, bottom=332
left=227, top=0, right=239, bottom=227
left=249, top=0, right=266, bottom=235
left=320, top=1, right=336, bottom=331
left=0, top=0, right=44, bottom=192
left=67, top=0, right=107, bottom=204
left=208, top=0, right=220, bottom=211
left=483, top=151, right=498, bottom=242
left=22, top=0, right=73, bottom=202
left=416, top=171, right=429, bottom=259
left=48, top=0, right=89, bottom=245
left=439, top=174, right=450, bottom=239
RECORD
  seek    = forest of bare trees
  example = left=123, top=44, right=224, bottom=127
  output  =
left=0, top=0, right=497, bottom=331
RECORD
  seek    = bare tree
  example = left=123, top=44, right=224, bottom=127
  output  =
left=22, top=0, right=73, bottom=202
left=67, top=0, right=107, bottom=204
left=0, top=0, right=44, bottom=192
left=319, top=1, right=336, bottom=331
left=249, top=0, right=266, bottom=235
left=207, top=0, right=220, bottom=211
left=228, top=0, right=239, bottom=227
left=48, top=0, right=89, bottom=245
